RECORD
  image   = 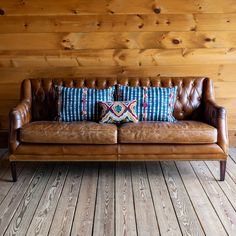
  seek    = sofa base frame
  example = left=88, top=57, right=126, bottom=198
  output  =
left=10, top=162, right=17, bottom=182
left=10, top=159, right=227, bottom=182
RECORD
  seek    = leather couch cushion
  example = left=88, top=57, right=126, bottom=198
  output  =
left=20, top=121, right=117, bottom=144
left=118, top=121, right=217, bottom=144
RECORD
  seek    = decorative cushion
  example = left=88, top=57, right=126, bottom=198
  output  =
left=117, top=85, right=177, bottom=122
left=59, top=86, right=115, bottom=121
left=98, top=101, right=138, bottom=124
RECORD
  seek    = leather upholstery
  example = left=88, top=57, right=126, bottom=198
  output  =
left=28, top=77, right=205, bottom=121
left=9, top=76, right=228, bottom=162
left=118, top=121, right=217, bottom=144
left=119, top=144, right=224, bottom=155
left=15, top=144, right=117, bottom=155
left=204, top=99, right=228, bottom=154
left=20, top=121, right=117, bottom=144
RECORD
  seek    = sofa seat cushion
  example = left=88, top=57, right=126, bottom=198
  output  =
left=20, top=121, right=117, bottom=144
left=118, top=121, right=217, bottom=144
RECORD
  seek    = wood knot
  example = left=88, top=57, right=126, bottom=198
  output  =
left=205, top=38, right=215, bottom=42
left=138, top=23, right=144, bottom=29
left=0, top=9, right=5, bottom=15
left=24, top=23, right=28, bottom=28
left=172, top=39, right=181, bottom=45
left=72, top=9, right=79, bottom=14
left=153, top=8, right=161, bottom=14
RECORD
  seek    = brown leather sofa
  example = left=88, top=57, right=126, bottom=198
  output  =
left=9, top=77, right=228, bottom=181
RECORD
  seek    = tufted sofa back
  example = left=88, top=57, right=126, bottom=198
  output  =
left=21, top=77, right=214, bottom=121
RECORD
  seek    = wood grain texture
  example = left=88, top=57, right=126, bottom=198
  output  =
left=0, top=164, right=37, bottom=235
left=1, top=14, right=236, bottom=33
left=26, top=164, right=69, bottom=236
left=191, top=161, right=236, bottom=235
left=70, top=164, right=99, bottom=236
left=49, top=164, right=83, bottom=236
left=1, top=0, right=236, bottom=15
left=0, top=14, right=196, bottom=33
left=4, top=164, right=53, bottom=236
left=0, top=162, right=24, bottom=204
left=2, top=31, right=236, bottom=50
left=176, top=161, right=227, bottom=235
left=116, top=162, right=137, bottom=236
left=146, top=162, right=182, bottom=236
left=131, top=162, right=160, bottom=236
left=161, top=161, right=205, bottom=236
left=0, top=48, right=236, bottom=67
left=93, top=163, right=115, bottom=236
left=206, top=161, right=236, bottom=210
left=2, top=49, right=236, bottom=66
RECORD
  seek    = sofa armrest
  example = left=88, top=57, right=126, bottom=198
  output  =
left=9, top=100, right=31, bottom=154
left=204, top=99, right=228, bottom=154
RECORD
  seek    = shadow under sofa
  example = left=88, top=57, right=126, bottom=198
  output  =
left=8, top=77, right=228, bottom=181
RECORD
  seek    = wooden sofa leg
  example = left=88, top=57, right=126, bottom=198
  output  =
left=220, top=160, right=226, bottom=181
left=11, top=162, right=17, bottom=182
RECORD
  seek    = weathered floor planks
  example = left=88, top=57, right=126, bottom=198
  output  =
left=1, top=149, right=236, bottom=235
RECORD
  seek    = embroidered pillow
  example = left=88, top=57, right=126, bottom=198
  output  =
left=98, top=101, right=138, bottom=124
left=59, top=86, right=115, bottom=121
left=117, top=85, right=177, bottom=122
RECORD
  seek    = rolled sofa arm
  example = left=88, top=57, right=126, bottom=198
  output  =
left=9, top=99, right=31, bottom=154
left=204, top=99, right=228, bottom=154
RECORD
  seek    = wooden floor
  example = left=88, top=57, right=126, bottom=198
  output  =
left=1, top=150, right=236, bottom=235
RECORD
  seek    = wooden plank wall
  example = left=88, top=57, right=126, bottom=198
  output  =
left=0, top=0, right=236, bottom=146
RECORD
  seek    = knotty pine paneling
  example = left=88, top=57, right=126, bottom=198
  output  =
left=2, top=32, right=236, bottom=50
left=1, top=0, right=236, bottom=15
left=1, top=14, right=236, bottom=33
left=0, top=0, right=236, bottom=146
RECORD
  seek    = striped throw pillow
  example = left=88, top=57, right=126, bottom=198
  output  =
left=59, top=86, right=115, bottom=121
left=117, top=85, right=177, bottom=122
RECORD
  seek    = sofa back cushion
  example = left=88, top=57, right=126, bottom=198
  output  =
left=117, top=85, right=177, bottom=122
left=59, top=86, right=115, bottom=121
left=26, top=77, right=211, bottom=121
left=29, top=77, right=117, bottom=121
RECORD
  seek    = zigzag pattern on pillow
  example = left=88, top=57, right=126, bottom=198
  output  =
left=98, top=101, right=138, bottom=124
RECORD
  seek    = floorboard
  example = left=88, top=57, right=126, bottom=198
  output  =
left=93, top=163, right=115, bottom=236
left=26, top=163, right=69, bottom=236
left=71, top=163, right=99, bottom=236
left=176, top=161, right=227, bottom=235
left=116, top=162, right=137, bottom=236
left=131, top=162, right=160, bottom=236
left=191, top=161, right=236, bottom=235
left=0, top=150, right=236, bottom=235
left=161, top=161, right=205, bottom=236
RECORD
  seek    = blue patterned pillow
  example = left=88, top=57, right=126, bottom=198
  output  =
left=59, top=86, right=115, bottom=121
left=117, top=85, right=177, bottom=122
